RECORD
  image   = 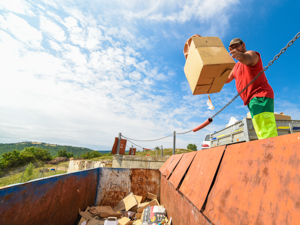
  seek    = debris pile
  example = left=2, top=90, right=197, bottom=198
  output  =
left=78, top=192, right=171, bottom=225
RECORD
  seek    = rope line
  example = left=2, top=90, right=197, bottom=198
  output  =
left=121, top=133, right=173, bottom=142
left=177, top=129, right=193, bottom=135
left=125, top=138, right=151, bottom=150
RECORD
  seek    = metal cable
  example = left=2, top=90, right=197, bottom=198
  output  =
left=125, top=138, right=148, bottom=150
left=177, top=129, right=193, bottom=135
left=121, top=133, right=173, bottom=142
left=212, top=31, right=300, bottom=119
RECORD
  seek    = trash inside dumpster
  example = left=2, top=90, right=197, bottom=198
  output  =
left=78, top=192, right=170, bottom=225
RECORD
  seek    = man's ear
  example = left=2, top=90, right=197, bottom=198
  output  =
left=242, top=42, right=246, bottom=51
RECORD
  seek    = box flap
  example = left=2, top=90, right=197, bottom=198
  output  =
left=118, top=217, right=131, bottom=225
left=132, top=220, right=142, bottom=225
left=198, top=47, right=235, bottom=65
left=208, top=68, right=232, bottom=93
left=194, top=85, right=211, bottom=95
left=191, top=36, right=224, bottom=48
left=146, top=192, right=157, bottom=201
left=134, top=195, right=143, bottom=204
left=137, top=199, right=159, bottom=213
left=113, top=192, right=138, bottom=212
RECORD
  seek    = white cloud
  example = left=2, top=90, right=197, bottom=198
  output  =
left=40, top=15, right=66, bottom=42
left=0, top=0, right=248, bottom=150
left=0, top=13, right=42, bottom=48
left=0, top=0, right=35, bottom=16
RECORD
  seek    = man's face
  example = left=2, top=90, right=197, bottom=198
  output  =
left=229, top=42, right=245, bottom=53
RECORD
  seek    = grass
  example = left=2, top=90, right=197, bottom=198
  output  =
left=0, top=162, right=68, bottom=188
left=88, top=155, right=114, bottom=161
left=0, top=148, right=194, bottom=188
left=135, top=148, right=194, bottom=156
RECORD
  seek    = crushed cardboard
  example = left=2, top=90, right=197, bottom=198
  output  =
left=145, top=192, right=157, bottom=201
left=113, top=192, right=138, bottom=212
left=137, top=199, right=159, bottom=213
left=78, top=193, right=171, bottom=225
left=118, top=217, right=131, bottom=225
left=88, top=206, right=122, bottom=218
left=132, top=220, right=142, bottom=225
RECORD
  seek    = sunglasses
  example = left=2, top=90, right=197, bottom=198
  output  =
left=229, top=42, right=242, bottom=51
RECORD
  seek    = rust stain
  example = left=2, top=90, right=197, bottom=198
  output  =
left=203, top=133, right=300, bottom=225
left=0, top=170, right=98, bottom=225
left=131, top=169, right=160, bottom=202
left=179, top=146, right=225, bottom=211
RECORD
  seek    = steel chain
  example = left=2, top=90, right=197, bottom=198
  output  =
left=212, top=31, right=300, bottom=119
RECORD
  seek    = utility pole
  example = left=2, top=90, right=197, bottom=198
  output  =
left=173, top=131, right=176, bottom=155
left=117, top=132, right=121, bottom=155
left=161, top=145, right=163, bottom=156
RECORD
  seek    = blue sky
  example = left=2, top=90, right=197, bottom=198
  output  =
left=0, top=0, right=299, bottom=151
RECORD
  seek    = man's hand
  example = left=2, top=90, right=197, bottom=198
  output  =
left=230, top=49, right=243, bottom=61
left=230, top=50, right=259, bottom=66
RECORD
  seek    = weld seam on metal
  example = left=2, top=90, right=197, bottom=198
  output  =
left=201, top=146, right=227, bottom=213
left=93, top=167, right=101, bottom=206
left=176, top=153, right=197, bottom=190
left=166, top=155, right=183, bottom=180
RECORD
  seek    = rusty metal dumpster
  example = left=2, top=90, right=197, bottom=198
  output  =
left=1, top=133, right=300, bottom=225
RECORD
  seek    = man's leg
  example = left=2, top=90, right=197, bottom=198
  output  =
left=248, top=97, right=278, bottom=139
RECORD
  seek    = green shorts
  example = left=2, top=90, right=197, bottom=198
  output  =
left=248, top=97, right=278, bottom=139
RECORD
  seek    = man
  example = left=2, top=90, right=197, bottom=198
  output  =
left=226, top=38, right=278, bottom=139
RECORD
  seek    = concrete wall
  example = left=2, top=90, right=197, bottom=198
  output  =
left=0, top=167, right=160, bottom=225
left=112, top=155, right=169, bottom=169
left=67, top=160, right=112, bottom=173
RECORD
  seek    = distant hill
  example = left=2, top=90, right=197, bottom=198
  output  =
left=0, top=142, right=99, bottom=157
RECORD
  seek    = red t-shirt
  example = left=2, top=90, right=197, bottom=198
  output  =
left=232, top=51, right=274, bottom=105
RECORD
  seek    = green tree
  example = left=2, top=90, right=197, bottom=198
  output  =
left=57, top=149, right=73, bottom=158
left=154, top=146, right=160, bottom=151
left=24, top=162, right=35, bottom=182
left=187, top=144, right=197, bottom=151
left=25, top=162, right=35, bottom=176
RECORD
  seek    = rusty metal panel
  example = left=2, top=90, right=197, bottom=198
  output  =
left=0, top=169, right=98, bottom=225
left=159, top=155, right=174, bottom=174
left=179, top=146, right=225, bottom=211
left=96, top=168, right=132, bottom=207
left=131, top=169, right=160, bottom=202
left=164, top=154, right=183, bottom=179
left=96, top=168, right=161, bottom=206
left=204, top=133, right=300, bottom=225
left=169, top=151, right=197, bottom=189
left=111, top=138, right=127, bottom=155
left=160, top=175, right=211, bottom=225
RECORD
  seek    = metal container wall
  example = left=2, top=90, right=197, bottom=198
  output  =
left=0, top=168, right=160, bottom=225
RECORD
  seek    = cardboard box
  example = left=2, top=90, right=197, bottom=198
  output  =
left=113, top=192, right=138, bottom=212
left=184, top=36, right=235, bottom=95
left=137, top=199, right=159, bottom=213
left=118, top=217, right=131, bottom=225
left=247, top=112, right=292, bottom=120
left=145, top=192, right=157, bottom=201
